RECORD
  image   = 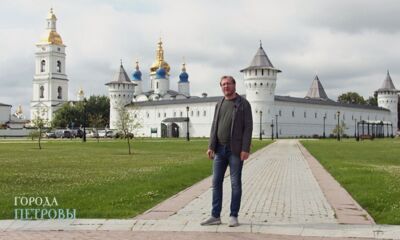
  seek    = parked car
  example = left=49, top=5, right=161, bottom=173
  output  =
left=55, top=130, right=72, bottom=139
left=70, top=129, right=84, bottom=138
left=87, top=130, right=99, bottom=138
left=45, top=132, right=56, bottom=138
left=98, top=130, right=106, bottom=138
left=105, top=130, right=116, bottom=138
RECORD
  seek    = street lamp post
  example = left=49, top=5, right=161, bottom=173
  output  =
left=259, top=111, right=263, bottom=140
left=337, top=111, right=340, bottom=141
left=354, top=118, right=357, bottom=139
left=323, top=113, right=326, bottom=138
left=186, top=106, right=190, bottom=141
left=83, top=98, right=87, bottom=142
left=275, top=114, right=279, bottom=139
left=271, top=119, right=274, bottom=141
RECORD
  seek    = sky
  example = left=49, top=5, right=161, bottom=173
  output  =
left=1, top=0, right=399, bottom=116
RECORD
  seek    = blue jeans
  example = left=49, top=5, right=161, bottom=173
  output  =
left=211, top=144, right=244, bottom=218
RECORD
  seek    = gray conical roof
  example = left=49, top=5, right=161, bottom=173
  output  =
left=106, top=63, right=136, bottom=85
left=305, top=75, right=329, bottom=100
left=240, top=43, right=281, bottom=72
left=377, top=71, right=397, bottom=92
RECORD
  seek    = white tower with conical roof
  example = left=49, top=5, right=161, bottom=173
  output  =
left=30, top=8, right=68, bottom=123
left=377, top=71, right=399, bottom=129
left=240, top=42, right=281, bottom=137
left=106, top=62, right=136, bottom=129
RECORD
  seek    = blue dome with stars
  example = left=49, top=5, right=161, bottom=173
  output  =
left=155, top=67, right=166, bottom=79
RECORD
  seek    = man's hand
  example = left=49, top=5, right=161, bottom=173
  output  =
left=240, top=151, right=250, bottom=161
left=206, top=149, right=215, bottom=159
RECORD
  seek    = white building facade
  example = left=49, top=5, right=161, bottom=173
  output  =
left=107, top=42, right=398, bottom=138
left=30, top=9, right=69, bottom=123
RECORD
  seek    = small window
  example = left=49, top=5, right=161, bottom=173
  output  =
left=156, top=82, right=159, bottom=89
left=191, top=111, right=193, bottom=117
left=40, top=60, right=46, bottom=72
left=173, top=112, right=176, bottom=117
left=255, top=69, right=257, bottom=76
left=334, top=114, right=336, bottom=120
left=304, top=111, right=307, bottom=118
left=180, top=111, right=183, bottom=117
left=279, top=110, right=282, bottom=117
left=158, top=113, right=160, bottom=118
left=197, top=111, right=200, bottom=117
left=57, top=60, right=61, bottom=73
left=57, top=47, right=61, bottom=51
left=40, top=86, right=44, bottom=98
left=164, top=113, right=166, bottom=117
left=146, top=112, right=149, bottom=118
left=261, top=69, right=264, bottom=75
left=57, top=86, right=62, bottom=99
left=292, top=110, right=295, bottom=117
left=203, top=110, right=206, bottom=116
left=314, top=112, right=317, bottom=118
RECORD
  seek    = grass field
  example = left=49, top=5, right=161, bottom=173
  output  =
left=301, top=138, right=400, bottom=225
left=0, top=138, right=270, bottom=219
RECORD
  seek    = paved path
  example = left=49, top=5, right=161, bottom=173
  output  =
left=167, top=139, right=336, bottom=225
left=1, top=139, right=400, bottom=239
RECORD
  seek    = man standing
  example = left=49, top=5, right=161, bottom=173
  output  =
left=201, top=75, right=253, bottom=227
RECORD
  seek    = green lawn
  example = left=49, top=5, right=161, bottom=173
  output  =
left=0, top=138, right=270, bottom=219
left=301, top=138, right=400, bottom=225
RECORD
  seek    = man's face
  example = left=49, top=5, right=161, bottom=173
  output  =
left=220, top=78, right=236, bottom=97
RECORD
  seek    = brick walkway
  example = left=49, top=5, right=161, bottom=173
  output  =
left=1, top=139, right=399, bottom=239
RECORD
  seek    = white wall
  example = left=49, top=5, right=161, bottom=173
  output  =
left=0, top=106, right=11, bottom=124
left=128, top=99, right=392, bottom=138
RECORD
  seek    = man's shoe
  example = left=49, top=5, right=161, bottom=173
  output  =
left=228, top=216, right=239, bottom=227
left=200, top=216, right=221, bottom=226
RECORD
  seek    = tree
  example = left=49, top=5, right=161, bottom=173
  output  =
left=337, top=92, right=366, bottom=105
left=88, top=113, right=104, bottom=143
left=52, top=103, right=83, bottom=128
left=366, top=92, right=378, bottom=106
left=52, top=95, right=110, bottom=128
left=332, top=120, right=348, bottom=137
left=31, top=107, right=49, bottom=149
left=115, top=103, right=142, bottom=155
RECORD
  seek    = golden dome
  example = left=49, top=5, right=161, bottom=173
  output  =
left=150, top=38, right=170, bottom=74
left=39, top=8, right=63, bottom=45
left=40, top=30, right=63, bottom=45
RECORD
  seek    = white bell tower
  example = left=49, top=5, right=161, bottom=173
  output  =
left=30, top=8, right=68, bottom=123
left=240, top=42, right=281, bottom=138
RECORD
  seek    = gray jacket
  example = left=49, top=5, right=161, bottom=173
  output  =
left=208, top=94, right=253, bottom=156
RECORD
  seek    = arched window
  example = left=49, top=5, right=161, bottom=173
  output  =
left=40, top=86, right=44, bottom=98
left=40, top=60, right=46, bottom=72
left=57, top=86, right=62, bottom=99
left=57, top=61, right=61, bottom=73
